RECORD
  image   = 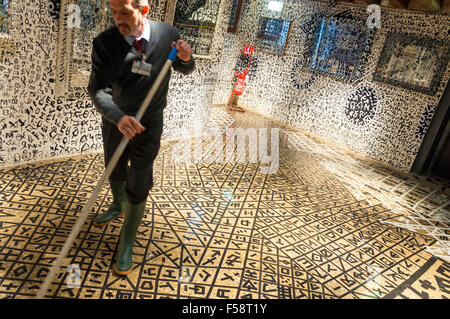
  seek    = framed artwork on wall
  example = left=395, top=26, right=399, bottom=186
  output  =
left=227, top=0, right=244, bottom=33
left=55, top=0, right=114, bottom=100
left=373, top=32, right=450, bottom=95
left=174, top=0, right=221, bottom=57
left=302, top=16, right=375, bottom=83
left=255, top=17, right=291, bottom=55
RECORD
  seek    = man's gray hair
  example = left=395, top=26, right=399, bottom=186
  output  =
left=134, top=0, right=149, bottom=9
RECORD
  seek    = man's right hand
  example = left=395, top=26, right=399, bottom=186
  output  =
left=117, top=115, right=146, bottom=140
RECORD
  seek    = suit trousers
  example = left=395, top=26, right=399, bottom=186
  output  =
left=101, top=116, right=163, bottom=204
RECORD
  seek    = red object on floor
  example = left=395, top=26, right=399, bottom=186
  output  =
left=234, top=73, right=246, bottom=95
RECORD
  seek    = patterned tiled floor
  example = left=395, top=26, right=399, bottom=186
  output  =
left=0, top=105, right=449, bottom=299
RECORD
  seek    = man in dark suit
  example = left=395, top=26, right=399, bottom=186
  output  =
left=88, top=0, right=195, bottom=276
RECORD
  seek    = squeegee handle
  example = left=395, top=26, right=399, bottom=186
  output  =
left=135, top=46, right=178, bottom=122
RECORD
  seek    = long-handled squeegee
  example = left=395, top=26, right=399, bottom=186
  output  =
left=35, top=46, right=179, bottom=299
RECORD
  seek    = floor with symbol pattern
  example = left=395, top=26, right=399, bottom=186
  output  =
left=0, top=105, right=449, bottom=299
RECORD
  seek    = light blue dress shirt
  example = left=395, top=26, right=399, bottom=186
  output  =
left=123, top=18, right=150, bottom=46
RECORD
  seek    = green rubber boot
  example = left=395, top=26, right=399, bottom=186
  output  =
left=114, top=200, right=146, bottom=276
left=94, top=180, right=128, bottom=226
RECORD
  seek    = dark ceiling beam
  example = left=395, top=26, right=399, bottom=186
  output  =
left=380, top=0, right=410, bottom=8
left=408, top=0, right=442, bottom=11
left=442, top=0, right=450, bottom=13
left=352, top=0, right=383, bottom=4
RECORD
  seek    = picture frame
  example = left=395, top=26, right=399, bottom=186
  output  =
left=302, top=16, right=375, bottom=83
left=373, top=32, right=450, bottom=95
left=227, top=0, right=244, bottom=34
left=255, top=17, right=291, bottom=56
left=54, top=0, right=113, bottom=100
left=173, top=0, right=221, bottom=58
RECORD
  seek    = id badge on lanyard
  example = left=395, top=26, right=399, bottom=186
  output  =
left=131, top=54, right=152, bottom=77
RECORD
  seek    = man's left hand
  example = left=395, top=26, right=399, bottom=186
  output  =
left=171, top=40, right=192, bottom=62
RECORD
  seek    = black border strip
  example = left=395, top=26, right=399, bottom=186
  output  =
left=382, top=256, right=437, bottom=299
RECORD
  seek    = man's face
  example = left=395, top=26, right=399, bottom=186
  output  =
left=109, top=0, right=147, bottom=37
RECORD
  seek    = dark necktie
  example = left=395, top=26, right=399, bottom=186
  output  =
left=133, top=38, right=144, bottom=53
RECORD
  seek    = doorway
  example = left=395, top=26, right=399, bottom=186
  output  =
left=412, top=79, right=450, bottom=180
left=432, top=133, right=450, bottom=179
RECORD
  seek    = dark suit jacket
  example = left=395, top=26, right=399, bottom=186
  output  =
left=88, top=20, right=196, bottom=126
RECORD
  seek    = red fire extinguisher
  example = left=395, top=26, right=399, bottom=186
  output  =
left=228, top=45, right=254, bottom=112
left=234, top=72, right=246, bottom=95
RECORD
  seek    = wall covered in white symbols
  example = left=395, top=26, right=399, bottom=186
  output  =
left=0, top=0, right=449, bottom=173
left=213, top=0, right=450, bottom=171
left=0, top=0, right=222, bottom=167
